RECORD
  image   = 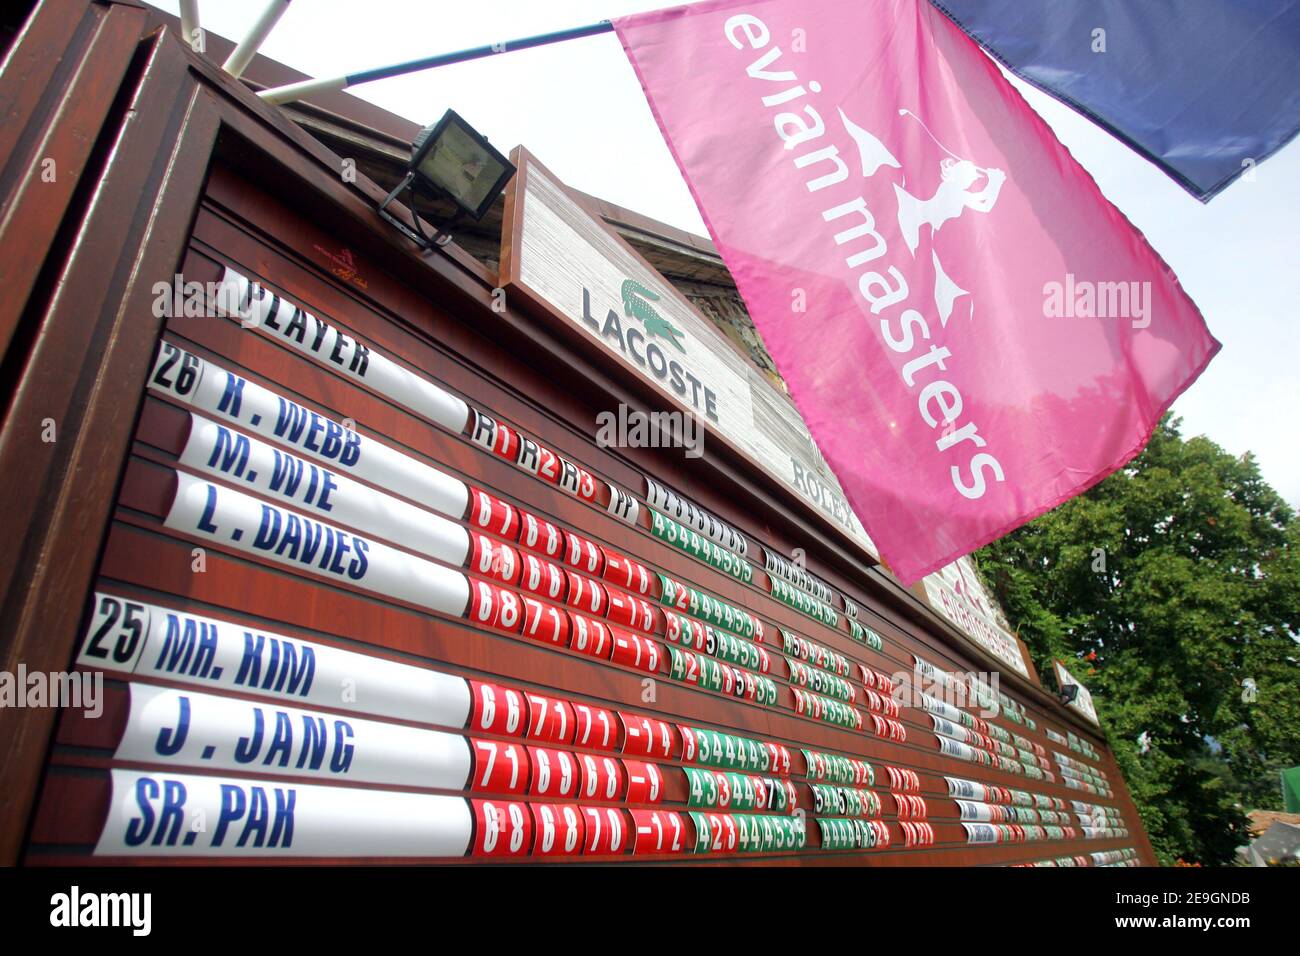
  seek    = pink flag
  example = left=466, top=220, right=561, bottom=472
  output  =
left=614, top=0, right=1219, bottom=583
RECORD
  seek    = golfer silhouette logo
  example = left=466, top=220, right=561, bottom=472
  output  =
left=840, top=107, right=1008, bottom=328
left=892, top=110, right=1006, bottom=255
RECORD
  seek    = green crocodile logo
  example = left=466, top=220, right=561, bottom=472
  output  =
left=621, top=279, right=686, bottom=353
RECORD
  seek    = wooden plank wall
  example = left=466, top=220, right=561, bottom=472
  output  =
left=0, top=0, right=225, bottom=865
left=24, top=160, right=1154, bottom=866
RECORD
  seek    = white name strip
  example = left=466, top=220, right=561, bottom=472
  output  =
left=221, top=267, right=470, bottom=434
left=117, top=683, right=471, bottom=789
left=77, top=593, right=472, bottom=727
left=165, top=471, right=470, bottom=617
left=96, top=769, right=472, bottom=857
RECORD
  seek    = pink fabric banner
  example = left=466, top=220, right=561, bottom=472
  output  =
left=614, top=0, right=1220, bottom=584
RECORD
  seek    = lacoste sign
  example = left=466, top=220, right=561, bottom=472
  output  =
left=580, top=279, right=718, bottom=422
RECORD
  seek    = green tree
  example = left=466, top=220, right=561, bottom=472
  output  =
left=977, top=415, right=1300, bottom=865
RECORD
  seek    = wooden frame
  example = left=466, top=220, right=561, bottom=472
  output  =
left=0, top=1, right=1156, bottom=866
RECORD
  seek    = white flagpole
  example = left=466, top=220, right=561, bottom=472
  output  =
left=223, top=0, right=294, bottom=78
left=179, top=0, right=201, bottom=47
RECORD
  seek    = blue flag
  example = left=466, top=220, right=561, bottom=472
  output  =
left=932, top=0, right=1300, bottom=200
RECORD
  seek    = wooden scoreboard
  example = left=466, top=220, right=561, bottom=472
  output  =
left=0, top=1, right=1155, bottom=866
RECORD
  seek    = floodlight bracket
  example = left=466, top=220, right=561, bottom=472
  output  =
left=376, top=172, right=459, bottom=252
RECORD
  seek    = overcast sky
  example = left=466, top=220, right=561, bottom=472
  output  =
left=151, top=0, right=1300, bottom=507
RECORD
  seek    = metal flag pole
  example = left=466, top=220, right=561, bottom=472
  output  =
left=256, top=20, right=615, bottom=106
